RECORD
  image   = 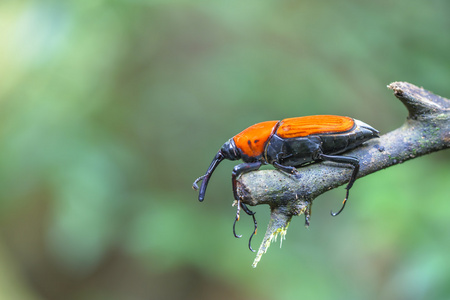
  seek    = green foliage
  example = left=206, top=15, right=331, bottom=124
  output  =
left=0, top=0, right=449, bottom=299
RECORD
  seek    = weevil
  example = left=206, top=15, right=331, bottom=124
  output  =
left=193, top=115, right=379, bottom=250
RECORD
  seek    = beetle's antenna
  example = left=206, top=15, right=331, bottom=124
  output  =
left=192, top=151, right=225, bottom=202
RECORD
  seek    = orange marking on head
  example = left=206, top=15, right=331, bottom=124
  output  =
left=233, top=120, right=279, bottom=158
left=276, top=115, right=355, bottom=138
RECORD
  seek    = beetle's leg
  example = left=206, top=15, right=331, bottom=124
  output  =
left=232, top=162, right=263, bottom=200
left=231, top=162, right=261, bottom=248
left=273, top=162, right=300, bottom=176
left=233, top=200, right=242, bottom=238
left=232, top=200, right=257, bottom=251
left=318, top=153, right=359, bottom=216
left=240, top=202, right=257, bottom=252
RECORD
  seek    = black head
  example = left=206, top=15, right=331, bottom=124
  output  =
left=220, top=138, right=241, bottom=161
left=192, top=139, right=241, bottom=202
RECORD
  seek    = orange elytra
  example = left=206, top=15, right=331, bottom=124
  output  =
left=276, top=115, right=355, bottom=138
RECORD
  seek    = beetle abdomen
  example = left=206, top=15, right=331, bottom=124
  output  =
left=320, top=119, right=379, bottom=155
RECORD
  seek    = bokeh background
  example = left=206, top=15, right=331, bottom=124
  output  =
left=1, top=0, right=449, bottom=299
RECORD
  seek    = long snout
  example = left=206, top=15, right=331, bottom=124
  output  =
left=193, top=151, right=225, bottom=202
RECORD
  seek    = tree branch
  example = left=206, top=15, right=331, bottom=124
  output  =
left=236, top=82, right=450, bottom=267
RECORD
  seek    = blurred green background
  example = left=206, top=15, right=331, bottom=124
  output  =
left=1, top=0, right=449, bottom=299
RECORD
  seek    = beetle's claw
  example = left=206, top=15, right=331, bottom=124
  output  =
left=233, top=216, right=242, bottom=238
left=330, top=203, right=345, bottom=216
left=331, top=189, right=350, bottom=216
left=233, top=200, right=242, bottom=238
left=232, top=201, right=257, bottom=251
left=239, top=203, right=258, bottom=251
left=248, top=211, right=257, bottom=252
left=248, top=231, right=256, bottom=252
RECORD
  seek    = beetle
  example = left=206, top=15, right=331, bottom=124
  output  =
left=193, top=115, right=379, bottom=251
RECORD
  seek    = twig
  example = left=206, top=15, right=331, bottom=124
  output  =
left=236, top=82, right=450, bottom=267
